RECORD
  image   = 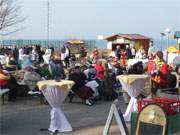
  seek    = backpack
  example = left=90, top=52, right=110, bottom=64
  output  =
left=50, top=62, right=65, bottom=79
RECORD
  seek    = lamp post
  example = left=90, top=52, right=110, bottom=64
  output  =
left=164, top=28, right=171, bottom=63
left=164, top=28, right=171, bottom=49
left=160, top=32, right=165, bottom=51
left=47, top=0, right=50, bottom=48
left=97, top=35, right=104, bottom=40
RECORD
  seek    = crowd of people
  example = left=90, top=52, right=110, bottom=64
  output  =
left=0, top=44, right=179, bottom=106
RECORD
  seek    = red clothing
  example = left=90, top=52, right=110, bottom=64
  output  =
left=121, top=50, right=127, bottom=66
left=94, top=64, right=105, bottom=79
left=0, top=70, right=10, bottom=87
left=147, top=60, right=168, bottom=88
left=0, top=80, right=8, bottom=87
left=93, top=50, right=99, bottom=56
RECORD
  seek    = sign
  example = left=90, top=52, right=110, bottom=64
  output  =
left=103, top=99, right=129, bottom=135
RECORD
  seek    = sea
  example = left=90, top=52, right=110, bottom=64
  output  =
left=0, top=39, right=178, bottom=51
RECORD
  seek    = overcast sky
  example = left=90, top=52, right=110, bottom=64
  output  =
left=4, top=0, right=180, bottom=40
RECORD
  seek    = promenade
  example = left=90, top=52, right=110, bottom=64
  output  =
left=0, top=96, right=128, bottom=135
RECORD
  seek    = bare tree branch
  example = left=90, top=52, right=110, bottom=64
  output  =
left=0, top=0, right=26, bottom=35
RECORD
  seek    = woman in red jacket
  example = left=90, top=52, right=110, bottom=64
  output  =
left=147, top=51, right=168, bottom=94
left=94, top=60, right=105, bottom=80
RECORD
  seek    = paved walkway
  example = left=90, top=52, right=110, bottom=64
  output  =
left=0, top=96, right=128, bottom=135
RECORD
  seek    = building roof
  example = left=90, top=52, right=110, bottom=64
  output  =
left=105, top=34, right=150, bottom=41
left=174, top=31, right=180, bottom=39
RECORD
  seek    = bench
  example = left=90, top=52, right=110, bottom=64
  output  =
left=0, top=89, right=10, bottom=105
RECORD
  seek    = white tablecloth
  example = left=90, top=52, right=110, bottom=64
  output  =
left=37, top=80, right=74, bottom=133
left=117, top=75, right=150, bottom=121
left=0, top=55, right=6, bottom=65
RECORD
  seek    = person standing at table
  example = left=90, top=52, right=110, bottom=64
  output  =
left=12, top=45, right=19, bottom=63
left=121, top=48, right=127, bottom=66
left=136, top=45, right=146, bottom=59
left=115, top=46, right=121, bottom=60
left=131, top=46, right=136, bottom=58
left=94, top=60, right=105, bottom=80
left=126, top=45, right=132, bottom=59
left=79, top=46, right=87, bottom=64
left=64, top=46, right=71, bottom=69
left=147, top=51, right=168, bottom=95
left=92, top=47, right=99, bottom=62
left=148, top=41, right=155, bottom=60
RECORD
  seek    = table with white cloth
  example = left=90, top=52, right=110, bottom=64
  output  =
left=37, top=80, right=74, bottom=133
left=117, top=75, right=150, bottom=121
left=0, top=55, right=6, bottom=65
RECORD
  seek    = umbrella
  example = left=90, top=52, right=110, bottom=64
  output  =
left=64, top=40, right=84, bottom=45
left=166, top=46, right=179, bottom=53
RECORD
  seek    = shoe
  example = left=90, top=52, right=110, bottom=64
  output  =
left=28, top=90, right=41, bottom=95
left=85, top=99, right=93, bottom=106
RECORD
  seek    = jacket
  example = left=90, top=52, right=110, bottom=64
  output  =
left=147, top=60, right=168, bottom=88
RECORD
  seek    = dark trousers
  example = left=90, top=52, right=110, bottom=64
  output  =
left=64, top=57, right=70, bottom=68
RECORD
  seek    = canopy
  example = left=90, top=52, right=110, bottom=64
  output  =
left=64, top=40, right=84, bottom=45
left=166, top=46, right=180, bottom=53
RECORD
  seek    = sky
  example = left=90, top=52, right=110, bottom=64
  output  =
left=4, top=0, right=180, bottom=40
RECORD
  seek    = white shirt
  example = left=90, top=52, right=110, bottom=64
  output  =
left=19, top=48, right=24, bottom=60
left=131, top=48, right=136, bottom=56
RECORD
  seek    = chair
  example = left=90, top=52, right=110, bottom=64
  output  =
left=0, top=89, right=10, bottom=105
left=136, top=103, right=167, bottom=135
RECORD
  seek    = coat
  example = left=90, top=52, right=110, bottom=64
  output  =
left=94, top=64, right=105, bottom=79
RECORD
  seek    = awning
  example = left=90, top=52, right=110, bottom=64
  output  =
left=112, top=38, right=130, bottom=44
left=64, top=40, right=84, bottom=45
left=166, top=46, right=180, bottom=53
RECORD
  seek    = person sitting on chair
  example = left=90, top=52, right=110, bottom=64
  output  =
left=0, top=64, right=18, bottom=101
left=69, top=66, right=94, bottom=106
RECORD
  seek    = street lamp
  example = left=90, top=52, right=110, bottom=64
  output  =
left=160, top=32, right=166, bottom=51
left=47, top=0, right=50, bottom=48
left=164, top=28, right=171, bottom=63
left=97, top=35, right=104, bottom=40
left=164, top=28, right=171, bottom=50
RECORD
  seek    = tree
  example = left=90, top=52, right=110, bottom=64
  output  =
left=0, top=0, right=25, bottom=36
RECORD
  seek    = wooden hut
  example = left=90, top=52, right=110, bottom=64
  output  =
left=105, top=34, right=150, bottom=54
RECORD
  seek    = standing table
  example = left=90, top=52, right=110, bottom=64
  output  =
left=37, top=80, right=74, bottom=133
left=117, top=75, right=150, bottom=121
